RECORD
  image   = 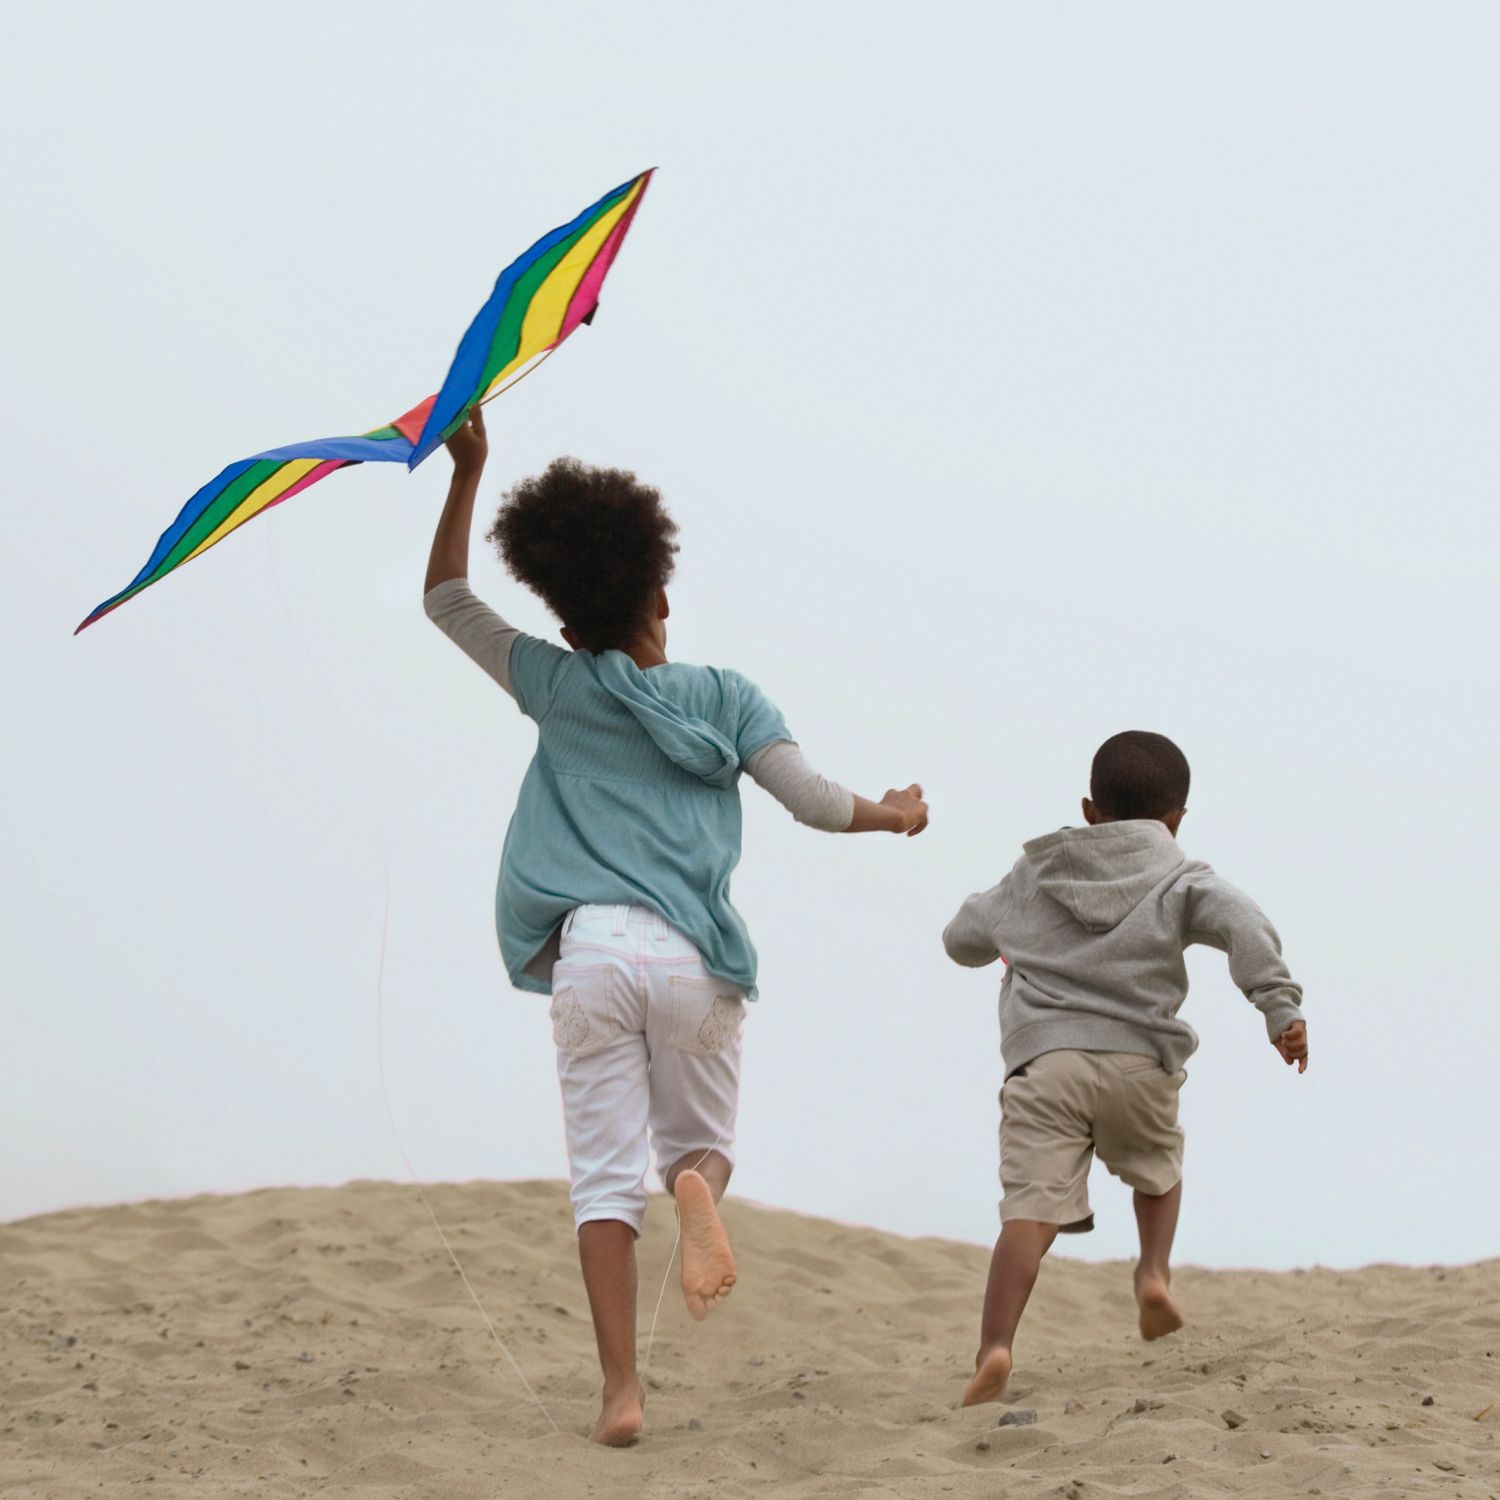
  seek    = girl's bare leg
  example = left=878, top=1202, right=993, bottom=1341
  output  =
left=577, top=1220, right=645, bottom=1445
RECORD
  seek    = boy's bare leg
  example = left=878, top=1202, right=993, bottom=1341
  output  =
left=1133, top=1181, right=1184, bottom=1340
left=664, top=1151, right=736, bottom=1321
left=962, top=1219, right=1058, bottom=1406
left=577, top=1220, right=645, bottom=1445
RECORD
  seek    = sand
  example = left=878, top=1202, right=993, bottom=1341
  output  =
left=3, top=1181, right=1496, bottom=1499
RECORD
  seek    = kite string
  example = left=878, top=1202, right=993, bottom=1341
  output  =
left=475, top=345, right=558, bottom=410
left=261, top=525, right=559, bottom=1436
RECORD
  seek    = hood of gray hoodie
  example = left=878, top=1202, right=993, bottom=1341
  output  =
left=941, top=817, right=1303, bottom=1076
left=1022, top=820, right=1187, bottom=933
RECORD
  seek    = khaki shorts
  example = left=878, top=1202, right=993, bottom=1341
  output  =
left=999, top=1050, right=1185, bottom=1232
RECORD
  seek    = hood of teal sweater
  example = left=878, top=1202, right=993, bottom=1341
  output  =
left=591, top=651, right=740, bottom=789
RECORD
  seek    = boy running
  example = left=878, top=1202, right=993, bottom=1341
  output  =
left=942, top=730, right=1306, bottom=1406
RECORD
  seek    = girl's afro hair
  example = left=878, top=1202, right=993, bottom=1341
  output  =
left=487, top=457, right=679, bottom=653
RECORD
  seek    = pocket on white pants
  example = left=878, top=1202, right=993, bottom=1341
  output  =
left=666, top=975, right=746, bottom=1056
left=549, top=964, right=620, bottom=1058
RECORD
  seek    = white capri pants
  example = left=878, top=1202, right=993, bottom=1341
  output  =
left=550, top=903, right=748, bottom=1234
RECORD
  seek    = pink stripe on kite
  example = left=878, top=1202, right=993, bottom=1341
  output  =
left=266, top=458, right=351, bottom=511
left=77, top=458, right=353, bottom=633
left=557, top=172, right=652, bottom=343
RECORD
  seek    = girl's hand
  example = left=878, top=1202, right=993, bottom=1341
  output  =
left=881, top=784, right=929, bottom=837
left=444, top=404, right=488, bottom=475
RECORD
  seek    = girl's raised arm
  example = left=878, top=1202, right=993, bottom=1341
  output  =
left=424, top=407, right=488, bottom=592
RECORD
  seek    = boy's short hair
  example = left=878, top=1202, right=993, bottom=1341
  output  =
left=1090, top=731, right=1191, bottom=820
left=488, top=458, right=679, bottom=653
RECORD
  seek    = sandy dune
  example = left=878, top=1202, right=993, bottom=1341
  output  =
left=3, top=1181, right=1496, bottom=1498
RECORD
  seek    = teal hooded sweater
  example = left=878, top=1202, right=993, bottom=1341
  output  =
left=494, top=633, right=790, bottom=998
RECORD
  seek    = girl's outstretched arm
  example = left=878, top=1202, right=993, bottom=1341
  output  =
left=746, top=743, right=928, bottom=836
left=424, top=407, right=488, bottom=593
left=847, top=784, right=928, bottom=836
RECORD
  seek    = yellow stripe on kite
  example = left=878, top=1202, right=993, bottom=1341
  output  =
left=481, top=180, right=644, bottom=402
left=181, top=458, right=324, bottom=565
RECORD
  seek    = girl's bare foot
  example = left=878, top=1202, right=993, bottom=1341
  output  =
left=961, top=1344, right=1013, bottom=1406
left=591, top=1378, right=644, bottom=1447
left=673, top=1169, right=736, bottom=1320
left=1135, top=1271, right=1184, bottom=1340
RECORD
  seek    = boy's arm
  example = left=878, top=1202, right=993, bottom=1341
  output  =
left=942, top=883, right=1007, bottom=967
left=1185, top=874, right=1308, bottom=1070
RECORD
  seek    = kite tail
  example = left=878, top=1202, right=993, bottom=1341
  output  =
left=261, top=526, right=559, bottom=1437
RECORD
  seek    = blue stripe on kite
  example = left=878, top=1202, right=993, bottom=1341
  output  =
left=250, top=434, right=416, bottom=464
left=122, top=458, right=262, bottom=593
left=407, top=175, right=639, bottom=469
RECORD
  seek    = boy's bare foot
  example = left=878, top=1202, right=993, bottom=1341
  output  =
left=961, top=1344, right=1013, bottom=1406
left=673, top=1169, right=736, bottom=1320
left=591, top=1378, right=644, bottom=1447
left=1136, top=1272, right=1184, bottom=1341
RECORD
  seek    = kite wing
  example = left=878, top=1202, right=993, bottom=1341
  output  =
left=407, top=169, right=652, bottom=467
left=75, top=397, right=436, bottom=633
left=78, top=168, right=652, bottom=634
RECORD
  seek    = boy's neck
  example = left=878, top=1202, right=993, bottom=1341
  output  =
left=1080, top=798, right=1185, bottom=838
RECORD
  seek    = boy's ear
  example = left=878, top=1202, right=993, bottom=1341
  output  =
left=656, top=588, right=670, bottom=622
left=560, top=625, right=581, bottom=652
left=1163, top=806, right=1186, bottom=836
left=1082, top=797, right=1100, bottom=825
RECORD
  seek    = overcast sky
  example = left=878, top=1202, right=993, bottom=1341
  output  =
left=3, top=2, right=1496, bottom=1272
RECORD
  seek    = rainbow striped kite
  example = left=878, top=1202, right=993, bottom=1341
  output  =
left=77, top=170, right=652, bottom=633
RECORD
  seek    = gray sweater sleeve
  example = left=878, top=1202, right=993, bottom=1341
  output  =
left=1184, top=874, right=1305, bottom=1041
left=743, top=741, right=855, bottom=832
left=423, top=578, right=521, bottom=696
left=942, top=882, right=1007, bottom=967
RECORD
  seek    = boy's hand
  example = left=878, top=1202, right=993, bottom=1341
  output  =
left=444, top=404, right=488, bottom=475
left=1273, top=1019, right=1308, bottom=1073
left=881, top=784, right=929, bottom=837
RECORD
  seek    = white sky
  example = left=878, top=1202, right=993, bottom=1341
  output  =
left=3, top=2, right=1496, bottom=1270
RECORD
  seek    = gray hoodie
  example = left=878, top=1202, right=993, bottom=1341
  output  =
left=943, top=820, right=1303, bottom=1076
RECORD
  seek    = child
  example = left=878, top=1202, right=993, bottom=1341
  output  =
left=942, top=730, right=1306, bottom=1407
left=424, top=408, right=929, bottom=1445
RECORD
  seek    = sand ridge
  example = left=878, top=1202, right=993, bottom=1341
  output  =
left=3, top=1181, right=1497, bottom=1498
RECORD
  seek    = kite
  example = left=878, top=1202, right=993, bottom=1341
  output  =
left=76, top=169, right=653, bottom=633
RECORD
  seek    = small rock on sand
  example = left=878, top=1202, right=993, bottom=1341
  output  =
left=996, top=1408, right=1037, bottom=1427
left=974, top=1438, right=991, bottom=1452
left=687, top=1418, right=703, bottom=1431
left=1221, top=1409, right=1247, bottom=1429
left=1064, top=1398, right=1086, bottom=1415
left=1422, top=1394, right=1435, bottom=1406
